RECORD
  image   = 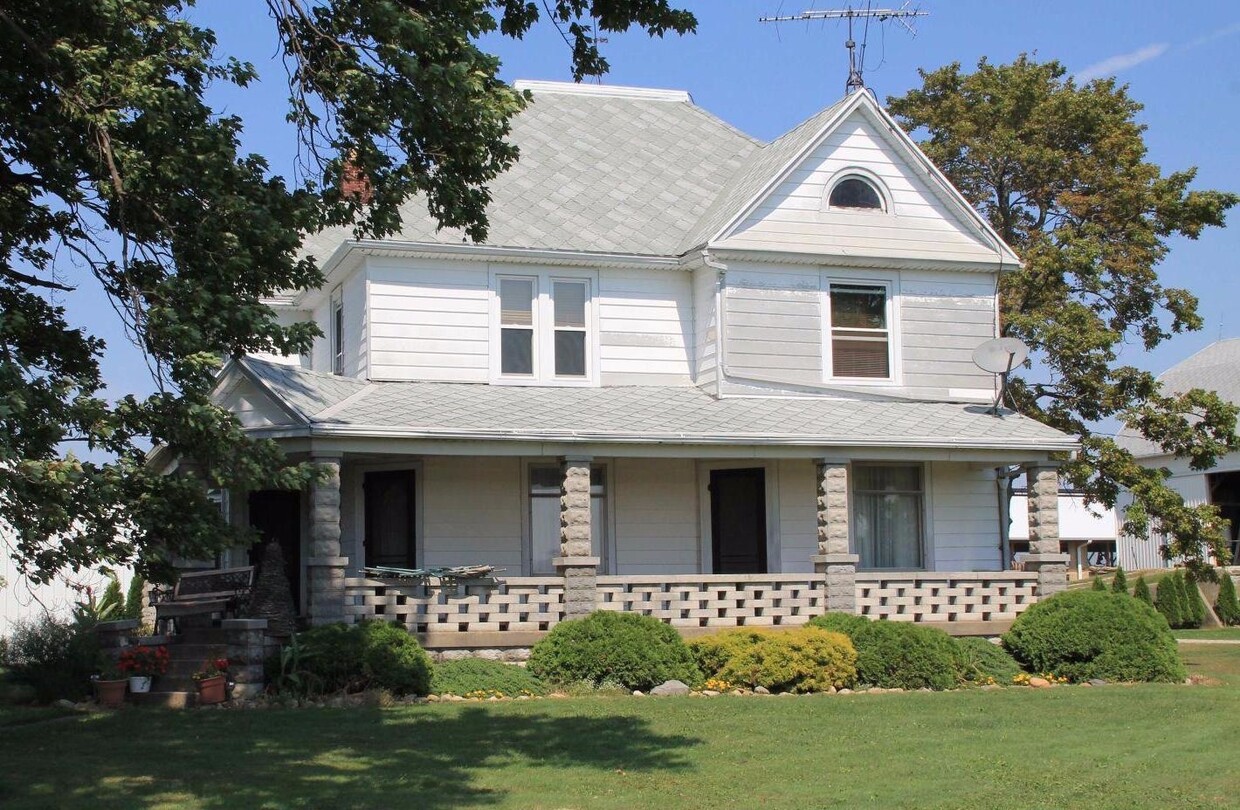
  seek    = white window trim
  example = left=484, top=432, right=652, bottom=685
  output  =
left=330, top=288, right=344, bottom=376
left=489, top=268, right=599, bottom=386
left=820, top=271, right=901, bottom=386
left=850, top=461, right=929, bottom=572
left=820, top=167, right=892, bottom=215
left=522, top=460, right=611, bottom=575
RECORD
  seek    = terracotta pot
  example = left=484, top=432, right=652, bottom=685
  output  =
left=95, top=678, right=127, bottom=708
left=196, top=675, right=226, bottom=705
left=128, top=676, right=152, bottom=694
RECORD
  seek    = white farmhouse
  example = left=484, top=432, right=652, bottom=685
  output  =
left=204, top=82, right=1078, bottom=647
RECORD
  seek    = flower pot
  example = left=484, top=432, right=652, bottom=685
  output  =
left=95, top=678, right=127, bottom=708
left=196, top=675, right=227, bottom=705
left=128, top=676, right=152, bottom=694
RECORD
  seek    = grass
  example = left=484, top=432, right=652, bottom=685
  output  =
left=1174, top=627, right=1240, bottom=641
left=0, top=647, right=1237, bottom=810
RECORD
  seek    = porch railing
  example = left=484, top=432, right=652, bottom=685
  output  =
left=343, top=576, right=565, bottom=633
left=855, top=571, right=1038, bottom=623
left=595, top=574, right=827, bottom=629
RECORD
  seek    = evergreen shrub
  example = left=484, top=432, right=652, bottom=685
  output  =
left=291, top=621, right=431, bottom=696
left=1133, top=575, right=1153, bottom=606
left=954, top=636, right=1023, bottom=683
left=690, top=627, right=856, bottom=693
left=1111, top=567, right=1128, bottom=595
left=1184, top=572, right=1207, bottom=628
left=1216, top=571, right=1240, bottom=626
left=1155, top=572, right=1188, bottom=628
left=1092, top=576, right=1108, bottom=591
left=808, top=613, right=960, bottom=690
left=1003, top=590, right=1184, bottom=682
left=430, top=659, right=547, bottom=697
left=526, top=611, right=701, bottom=691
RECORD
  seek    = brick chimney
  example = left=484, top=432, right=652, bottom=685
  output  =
left=341, top=154, right=372, bottom=204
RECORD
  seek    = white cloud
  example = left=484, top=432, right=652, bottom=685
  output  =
left=1075, top=43, right=1169, bottom=83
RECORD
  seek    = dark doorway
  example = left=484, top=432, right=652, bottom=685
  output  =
left=710, top=467, right=768, bottom=574
left=1208, top=470, right=1240, bottom=563
left=248, top=490, right=302, bottom=610
left=365, top=470, right=417, bottom=569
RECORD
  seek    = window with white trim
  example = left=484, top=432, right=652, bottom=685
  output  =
left=852, top=464, right=924, bottom=569
left=828, top=176, right=885, bottom=211
left=528, top=464, right=607, bottom=574
left=494, top=275, right=592, bottom=383
left=827, top=283, right=891, bottom=379
left=331, top=291, right=344, bottom=376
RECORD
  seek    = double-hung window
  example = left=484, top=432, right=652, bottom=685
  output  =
left=853, top=464, right=924, bottom=569
left=828, top=283, right=891, bottom=379
left=331, top=291, right=345, bottom=376
left=496, top=275, right=592, bottom=382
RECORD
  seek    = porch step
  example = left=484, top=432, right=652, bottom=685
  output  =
left=131, top=690, right=196, bottom=709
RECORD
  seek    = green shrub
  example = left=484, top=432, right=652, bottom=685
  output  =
left=954, top=637, right=1023, bottom=683
left=1184, top=573, right=1207, bottom=628
left=527, top=611, right=701, bottom=691
left=2, top=615, right=103, bottom=703
left=1111, top=567, right=1128, bottom=595
left=1216, top=571, right=1240, bottom=626
left=430, top=659, right=547, bottom=697
left=690, top=627, right=856, bottom=693
left=1133, top=575, right=1153, bottom=606
left=808, top=613, right=960, bottom=690
left=1155, top=572, right=1187, bottom=628
left=1092, top=576, right=1108, bottom=592
left=290, top=621, right=431, bottom=696
left=1003, top=589, right=1184, bottom=682
left=123, top=576, right=146, bottom=621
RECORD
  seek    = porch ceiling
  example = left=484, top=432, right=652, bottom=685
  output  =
left=235, top=358, right=1077, bottom=453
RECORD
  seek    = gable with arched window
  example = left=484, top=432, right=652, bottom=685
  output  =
left=825, top=172, right=888, bottom=212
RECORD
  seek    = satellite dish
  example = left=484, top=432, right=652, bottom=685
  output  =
left=972, top=337, right=1029, bottom=374
left=971, top=337, right=1029, bottom=415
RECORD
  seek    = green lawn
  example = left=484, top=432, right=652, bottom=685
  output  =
left=1174, top=627, right=1240, bottom=641
left=1, top=647, right=1237, bottom=810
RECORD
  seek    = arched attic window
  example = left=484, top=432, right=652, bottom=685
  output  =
left=828, top=175, right=885, bottom=211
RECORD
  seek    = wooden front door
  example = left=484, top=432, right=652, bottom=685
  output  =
left=248, top=490, right=302, bottom=610
left=710, top=468, right=768, bottom=574
left=364, top=470, right=417, bottom=569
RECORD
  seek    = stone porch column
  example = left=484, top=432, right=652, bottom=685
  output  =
left=306, top=453, right=347, bottom=625
left=1024, top=463, right=1069, bottom=597
left=811, top=459, right=860, bottom=613
left=554, top=456, right=599, bottom=620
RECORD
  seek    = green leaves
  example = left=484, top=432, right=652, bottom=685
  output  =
left=889, top=56, right=1240, bottom=569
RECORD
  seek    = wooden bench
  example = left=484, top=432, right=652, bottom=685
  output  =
left=153, top=566, right=255, bottom=634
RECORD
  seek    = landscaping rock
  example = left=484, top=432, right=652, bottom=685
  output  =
left=980, top=685, right=1001, bottom=692
left=753, top=686, right=771, bottom=695
left=632, top=690, right=644, bottom=697
left=650, top=680, right=691, bottom=697
left=837, top=688, right=853, bottom=695
left=54, top=699, right=76, bottom=710
left=701, top=690, right=720, bottom=697
left=1028, top=677, right=1051, bottom=688
left=1089, top=678, right=1108, bottom=687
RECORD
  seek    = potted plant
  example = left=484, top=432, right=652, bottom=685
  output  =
left=92, top=659, right=127, bottom=708
left=193, top=658, right=230, bottom=705
left=118, top=644, right=169, bottom=694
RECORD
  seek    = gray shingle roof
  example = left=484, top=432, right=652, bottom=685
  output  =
left=301, top=85, right=761, bottom=260
left=1116, top=339, right=1240, bottom=457
left=241, top=358, right=1076, bottom=451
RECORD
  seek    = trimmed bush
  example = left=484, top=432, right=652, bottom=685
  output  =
left=123, top=576, right=146, bottom=620
left=1155, top=572, right=1188, bottom=628
left=690, top=627, right=856, bottom=693
left=1216, top=571, right=1240, bottom=626
left=291, top=621, right=431, bottom=696
left=1184, top=573, right=1207, bottom=628
left=431, top=659, right=548, bottom=697
left=809, top=613, right=960, bottom=690
left=954, top=636, right=1023, bottom=683
left=1133, top=575, right=1153, bottom=606
left=1111, top=567, right=1128, bottom=595
left=1092, top=576, right=1108, bottom=592
left=1, top=615, right=102, bottom=703
left=527, top=611, right=701, bottom=691
left=1003, top=590, right=1184, bottom=682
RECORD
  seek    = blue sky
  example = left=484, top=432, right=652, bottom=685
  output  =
left=79, top=1, right=1240, bottom=402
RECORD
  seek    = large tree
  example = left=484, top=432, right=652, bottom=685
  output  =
left=888, top=56, right=1240, bottom=569
left=0, top=0, right=695, bottom=583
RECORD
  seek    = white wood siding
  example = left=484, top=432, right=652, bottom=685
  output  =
left=598, top=269, right=693, bottom=385
left=692, top=266, right=718, bottom=389
left=367, top=258, right=490, bottom=382
left=422, top=456, right=523, bottom=569
left=342, top=271, right=367, bottom=377
left=718, top=110, right=1000, bottom=265
left=217, top=377, right=296, bottom=429
left=927, top=462, right=1002, bottom=570
left=900, top=269, right=997, bottom=398
left=723, top=266, right=822, bottom=387
left=612, top=458, right=700, bottom=574
left=777, top=459, right=818, bottom=573
left=250, top=307, right=312, bottom=367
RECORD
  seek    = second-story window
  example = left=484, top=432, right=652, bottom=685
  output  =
left=553, top=280, right=587, bottom=377
left=828, top=283, right=890, bottom=379
left=331, top=291, right=344, bottom=376
left=500, top=277, right=536, bottom=376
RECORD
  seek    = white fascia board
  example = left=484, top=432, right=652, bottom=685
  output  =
left=229, top=357, right=312, bottom=426
left=514, top=79, right=692, bottom=104
left=704, top=245, right=1009, bottom=273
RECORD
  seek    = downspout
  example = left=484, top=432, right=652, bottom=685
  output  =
left=996, top=465, right=1021, bottom=569
left=702, top=249, right=728, bottom=399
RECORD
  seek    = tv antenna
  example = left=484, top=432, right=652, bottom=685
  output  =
left=971, top=337, right=1029, bottom=416
left=759, top=3, right=929, bottom=95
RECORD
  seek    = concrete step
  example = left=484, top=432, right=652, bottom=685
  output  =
left=131, top=690, right=196, bottom=709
